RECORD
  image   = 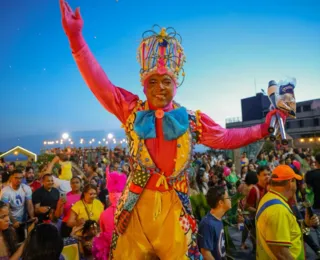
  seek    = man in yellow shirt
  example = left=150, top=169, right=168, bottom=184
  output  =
left=256, top=165, right=319, bottom=260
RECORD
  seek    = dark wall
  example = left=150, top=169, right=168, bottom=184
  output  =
left=241, top=93, right=270, bottom=122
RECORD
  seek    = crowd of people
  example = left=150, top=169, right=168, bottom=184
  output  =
left=0, top=145, right=319, bottom=259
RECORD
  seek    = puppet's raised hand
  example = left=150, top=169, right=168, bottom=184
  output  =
left=59, top=0, right=83, bottom=38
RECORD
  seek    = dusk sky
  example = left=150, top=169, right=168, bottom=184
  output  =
left=1, top=0, right=319, bottom=151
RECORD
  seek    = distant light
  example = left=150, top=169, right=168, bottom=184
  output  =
left=300, top=139, right=305, bottom=143
left=70, top=141, right=74, bottom=145
left=92, top=139, right=95, bottom=142
left=89, top=141, right=92, bottom=144
left=309, top=138, right=314, bottom=142
left=106, top=141, right=108, bottom=144
left=56, top=141, right=59, bottom=144
left=14, top=151, right=19, bottom=155
left=44, top=141, right=47, bottom=145
left=62, top=133, right=69, bottom=140
left=107, top=133, right=113, bottom=139
left=318, top=138, right=320, bottom=142
left=103, top=138, right=106, bottom=141
left=98, top=141, right=101, bottom=144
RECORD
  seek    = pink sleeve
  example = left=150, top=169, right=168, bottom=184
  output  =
left=71, top=37, right=139, bottom=124
left=198, top=112, right=269, bottom=149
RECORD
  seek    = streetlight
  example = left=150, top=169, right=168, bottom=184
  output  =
left=107, top=133, right=114, bottom=150
left=62, top=133, right=69, bottom=148
left=62, top=133, right=69, bottom=140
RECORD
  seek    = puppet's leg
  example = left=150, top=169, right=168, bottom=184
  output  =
left=112, top=204, right=157, bottom=259
left=113, top=189, right=189, bottom=259
left=138, top=189, right=189, bottom=260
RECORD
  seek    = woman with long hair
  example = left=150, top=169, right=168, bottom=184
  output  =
left=195, top=168, right=209, bottom=195
left=21, top=223, right=63, bottom=260
left=0, top=201, right=23, bottom=260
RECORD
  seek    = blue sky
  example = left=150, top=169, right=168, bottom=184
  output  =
left=1, top=0, right=319, bottom=146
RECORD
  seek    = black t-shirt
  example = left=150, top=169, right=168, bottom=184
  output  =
left=32, top=186, right=60, bottom=222
left=305, top=169, right=320, bottom=209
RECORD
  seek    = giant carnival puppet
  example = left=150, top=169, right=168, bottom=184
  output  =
left=59, top=0, right=287, bottom=259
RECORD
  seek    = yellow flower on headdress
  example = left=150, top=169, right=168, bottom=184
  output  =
left=160, top=28, right=167, bottom=37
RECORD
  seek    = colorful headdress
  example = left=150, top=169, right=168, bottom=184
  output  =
left=137, top=25, right=186, bottom=86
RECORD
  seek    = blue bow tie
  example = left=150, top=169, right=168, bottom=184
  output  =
left=133, top=107, right=189, bottom=140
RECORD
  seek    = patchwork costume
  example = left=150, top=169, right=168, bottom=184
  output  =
left=65, top=23, right=271, bottom=259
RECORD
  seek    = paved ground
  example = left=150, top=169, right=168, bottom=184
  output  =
left=227, top=226, right=319, bottom=260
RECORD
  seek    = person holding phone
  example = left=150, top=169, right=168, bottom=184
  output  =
left=55, top=176, right=82, bottom=237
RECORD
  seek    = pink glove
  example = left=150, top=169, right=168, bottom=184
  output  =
left=59, top=0, right=85, bottom=53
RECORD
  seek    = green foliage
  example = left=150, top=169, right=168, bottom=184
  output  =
left=262, top=140, right=275, bottom=154
left=223, top=219, right=236, bottom=251
left=190, top=193, right=210, bottom=222
left=35, top=153, right=60, bottom=176
left=36, top=153, right=55, bottom=168
left=312, top=144, right=320, bottom=156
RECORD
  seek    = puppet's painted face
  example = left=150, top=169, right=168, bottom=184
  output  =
left=144, top=74, right=175, bottom=108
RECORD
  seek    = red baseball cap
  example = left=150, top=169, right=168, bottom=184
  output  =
left=272, top=165, right=302, bottom=181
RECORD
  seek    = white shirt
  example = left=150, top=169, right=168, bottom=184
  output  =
left=0, top=184, right=32, bottom=222
left=52, top=176, right=71, bottom=194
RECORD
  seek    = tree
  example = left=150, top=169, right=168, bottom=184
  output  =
left=262, top=140, right=275, bottom=154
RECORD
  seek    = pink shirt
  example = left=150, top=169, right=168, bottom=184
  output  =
left=62, top=192, right=81, bottom=222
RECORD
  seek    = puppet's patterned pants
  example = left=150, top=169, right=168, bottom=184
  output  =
left=113, top=189, right=189, bottom=260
